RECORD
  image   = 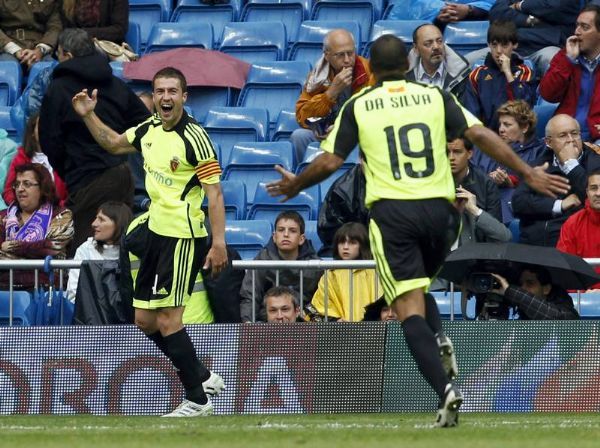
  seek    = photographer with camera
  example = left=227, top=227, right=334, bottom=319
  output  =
left=487, top=266, right=579, bottom=320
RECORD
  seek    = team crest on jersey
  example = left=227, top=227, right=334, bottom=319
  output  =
left=170, top=156, right=180, bottom=172
left=388, top=86, right=405, bottom=93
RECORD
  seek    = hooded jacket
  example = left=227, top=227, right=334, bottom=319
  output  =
left=239, top=237, right=321, bottom=322
left=406, top=44, right=471, bottom=103
left=39, top=53, right=150, bottom=192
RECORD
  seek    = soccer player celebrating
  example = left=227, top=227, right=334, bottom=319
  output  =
left=72, top=67, right=227, bottom=417
left=267, top=35, right=569, bottom=427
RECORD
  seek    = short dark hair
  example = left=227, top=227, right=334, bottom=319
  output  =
left=23, top=112, right=39, bottom=158
left=58, top=28, right=96, bottom=57
left=580, top=4, right=600, bottom=32
left=274, top=210, right=305, bottom=234
left=487, top=21, right=518, bottom=45
left=332, top=222, right=372, bottom=260
left=95, top=201, right=133, bottom=250
left=369, top=34, right=408, bottom=77
left=14, top=163, right=57, bottom=206
left=263, top=286, right=299, bottom=308
left=152, top=67, right=187, bottom=93
left=520, top=265, right=551, bottom=287
left=588, top=169, right=600, bottom=182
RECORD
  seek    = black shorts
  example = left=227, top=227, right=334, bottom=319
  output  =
left=368, top=198, right=460, bottom=304
left=133, top=229, right=208, bottom=309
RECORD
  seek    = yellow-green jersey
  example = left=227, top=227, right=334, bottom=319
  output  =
left=126, top=111, right=221, bottom=238
left=321, top=79, right=481, bottom=207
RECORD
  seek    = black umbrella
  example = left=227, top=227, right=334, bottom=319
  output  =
left=438, top=242, right=600, bottom=290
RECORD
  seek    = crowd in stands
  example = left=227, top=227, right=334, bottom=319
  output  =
left=4, top=0, right=600, bottom=323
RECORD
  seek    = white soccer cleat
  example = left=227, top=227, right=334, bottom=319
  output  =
left=203, top=371, right=226, bottom=397
left=162, top=398, right=214, bottom=417
left=437, top=333, right=459, bottom=380
left=435, top=383, right=463, bottom=428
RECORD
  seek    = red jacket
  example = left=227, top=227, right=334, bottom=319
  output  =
left=3, top=146, right=68, bottom=207
left=540, top=49, right=600, bottom=141
left=557, top=200, right=600, bottom=289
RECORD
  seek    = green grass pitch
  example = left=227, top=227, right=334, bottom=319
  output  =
left=1, top=413, right=599, bottom=448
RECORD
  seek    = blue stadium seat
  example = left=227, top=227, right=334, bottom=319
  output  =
left=220, top=22, right=287, bottom=63
left=187, top=87, right=233, bottom=124
left=0, top=291, right=33, bottom=326
left=431, top=291, right=476, bottom=320
left=272, top=110, right=300, bottom=141
left=444, top=21, right=489, bottom=56
left=128, top=0, right=172, bottom=50
left=311, top=0, right=378, bottom=44
left=318, top=168, right=349, bottom=200
left=218, top=180, right=248, bottom=220
left=575, top=292, right=600, bottom=319
left=125, top=21, right=142, bottom=55
left=223, top=141, right=295, bottom=178
left=249, top=182, right=319, bottom=221
left=534, top=103, right=558, bottom=139
left=225, top=219, right=272, bottom=259
left=237, top=61, right=310, bottom=132
left=145, top=22, right=213, bottom=54
left=364, top=19, right=429, bottom=55
left=0, top=106, right=18, bottom=141
left=508, top=219, right=520, bottom=243
left=203, top=107, right=269, bottom=165
left=297, top=142, right=359, bottom=173
left=26, top=60, right=55, bottom=87
left=288, top=20, right=361, bottom=63
left=304, top=219, right=322, bottom=253
left=172, top=0, right=243, bottom=47
left=0, top=60, right=21, bottom=107
left=241, top=0, right=311, bottom=43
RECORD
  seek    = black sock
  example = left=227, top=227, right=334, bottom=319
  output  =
left=163, top=328, right=210, bottom=405
left=146, top=331, right=169, bottom=357
left=424, top=293, right=443, bottom=337
left=402, top=315, right=448, bottom=399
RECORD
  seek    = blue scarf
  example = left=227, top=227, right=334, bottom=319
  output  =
left=5, top=203, right=53, bottom=242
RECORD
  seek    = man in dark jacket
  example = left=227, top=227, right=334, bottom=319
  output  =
left=512, top=114, right=600, bottom=246
left=240, top=211, right=321, bottom=322
left=39, top=28, right=150, bottom=252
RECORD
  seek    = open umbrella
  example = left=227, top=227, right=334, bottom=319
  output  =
left=122, top=48, right=251, bottom=89
left=438, top=242, right=600, bottom=290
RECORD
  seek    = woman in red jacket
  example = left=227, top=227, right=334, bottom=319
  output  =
left=3, top=113, right=67, bottom=207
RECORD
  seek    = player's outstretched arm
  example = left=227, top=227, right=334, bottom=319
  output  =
left=266, top=152, right=344, bottom=202
left=202, top=182, right=228, bottom=276
left=464, top=125, right=570, bottom=198
left=72, top=88, right=136, bottom=155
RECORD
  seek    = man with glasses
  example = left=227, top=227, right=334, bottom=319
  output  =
left=291, top=29, right=373, bottom=163
left=513, top=114, right=600, bottom=246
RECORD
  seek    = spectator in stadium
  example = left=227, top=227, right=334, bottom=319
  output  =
left=362, top=297, right=399, bottom=321
left=386, top=0, right=493, bottom=28
left=540, top=4, right=600, bottom=144
left=0, top=163, right=73, bottom=289
left=39, top=28, right=150, bottom=253
left=406, top=24, right=471, bottom=103
left=264, top=286, right=302, bottom=323
left=557, top=170, right=600, bottom=289
left=239, top=211, right=321, bottom=323
left=0, top=0, right=61, bottom=68
left=472, top=100, right=545, bottom=223
left=0, top=129, right=18, bottom=211
left=490, top=265, right=579, bottom=320
left=489, top=0, right=578, bottom=79
left=66, top=201, right=132, bottom=302
left=291, top=28, right=373, bottom=163
left=464, top=21, right=536, bottom=131
left=305, top=222, right=380, bottom=322
left=317, top=162, right=368, bottom=257
left=512, top=114, right=600, bottom=246
left=60, top=0, right=128, bottom=43
left=3, top=113, right=68, bottom=208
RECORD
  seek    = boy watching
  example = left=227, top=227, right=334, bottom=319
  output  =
left=464, top=20, right=536, bottom=130
left=239, top=211, right=321, bottom=322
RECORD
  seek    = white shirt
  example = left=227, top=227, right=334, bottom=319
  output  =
left=414, top=60, right=446, bottom=89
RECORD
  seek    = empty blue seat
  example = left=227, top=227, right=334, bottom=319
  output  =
left=364, top=19, right=429, bottom=55
left=304, top=219, right=322, bottom=253
left=311, top=0, right=376, bottom=44
left=508, top=219, right=520, bottom=243
left=444, top=21, right=489, bottom=56
left=145, top=22, right=213, bottom=54
left=203, top=107, right=269, bottom=164
left=0, top=291, right=33, bottom=326
left=297, top=142, right=359, bottom=173
left=237, top=61, right=310, bottom=131
left=288, top=20, right=361, bottom=63
left=574, top=292, right=600, bottom=319
left=0, top=106, right=18, bottom=141
left=128, top=0, right=172, bottom=50
left=241, top=0, right=311, bottom=43
left=226, top=219, right=272, bottom=259
left=534, top=103, right=558, bottom=139
left=223, top=141, right=294, bottom=178
left=172, top=0, right=242, bottom=47
left=187, top=87, right=233, bottom=124
left=220, top=22, right=287, bottom=63
left=125, top=21, right=142, bottom=55
left=0, top=60, right=21, bottom=106
left=218, top=180, right=248, bottom=220
left=249, top=182, right=319, bottom=221
left=431, top=291, right=476, bottom=320
left=272, top=109, right=300, bottom=141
